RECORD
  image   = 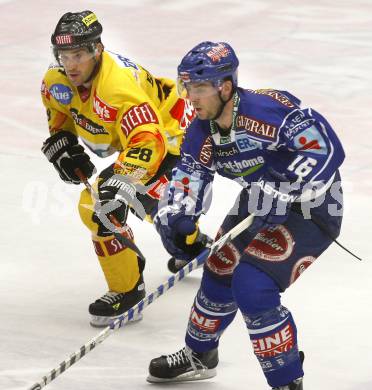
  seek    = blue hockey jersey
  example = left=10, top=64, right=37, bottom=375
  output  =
left=167, top=88, right=345, bottom=216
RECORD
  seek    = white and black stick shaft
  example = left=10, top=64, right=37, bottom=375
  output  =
left=28, top=214, right=255, bottom=390
left=28, top=328, right=112, bottom=390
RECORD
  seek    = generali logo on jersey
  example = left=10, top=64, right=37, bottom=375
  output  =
left=237, top=115, right=278, bottom=141
left=199, top=136, right=213, bottom=166
left=121, top=102, right=159, bottom=137
left=93, top=91, right=118, bottom=122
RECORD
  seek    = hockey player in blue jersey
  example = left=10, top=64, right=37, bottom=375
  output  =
left=147, top=42, right=344, bottom=389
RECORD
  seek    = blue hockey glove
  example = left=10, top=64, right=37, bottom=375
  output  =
left=154, top=210, right=206, bottom=261
left=247, top=168, right=300, bottom=235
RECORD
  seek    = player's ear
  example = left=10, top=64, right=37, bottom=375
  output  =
left=221, top=79, right=233, bottom=99
left=95, top=43, right=104, bottom=57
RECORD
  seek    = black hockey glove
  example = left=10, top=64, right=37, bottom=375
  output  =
left=93, top=165, right=147, bottom=236
left=42, top=131, right=96, bottom=184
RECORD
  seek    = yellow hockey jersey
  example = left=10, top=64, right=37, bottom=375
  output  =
left=41, top=50, right=195, bottom=181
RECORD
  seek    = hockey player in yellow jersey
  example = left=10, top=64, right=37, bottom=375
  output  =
left=40, top=10, right=209, bottom=327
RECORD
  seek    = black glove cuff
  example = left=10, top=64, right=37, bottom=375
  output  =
left=42, top=131, right=78, bottom=163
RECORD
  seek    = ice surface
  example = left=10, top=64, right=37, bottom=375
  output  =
left=0, top=1, right=371, bottom=389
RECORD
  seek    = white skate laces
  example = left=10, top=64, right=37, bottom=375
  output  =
left=166, top=348, right=188, bottom=367
left=98, top=291, right=125, bottom=304
left=166, top=347, right=206, bottom=373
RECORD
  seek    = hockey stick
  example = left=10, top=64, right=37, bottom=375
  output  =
left=28, top=213, right=255, bottom=390
left=75, top=168, right=146, bottom=262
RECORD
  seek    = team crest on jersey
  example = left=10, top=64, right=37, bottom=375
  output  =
left=93, top=90, right=118, bottom=122
left=293, top=125, right=328, bottom=155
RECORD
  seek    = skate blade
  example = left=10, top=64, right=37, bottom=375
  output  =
left=89, top=312, right=143, bottom=328
left=146, top=368, right=217, bottom=383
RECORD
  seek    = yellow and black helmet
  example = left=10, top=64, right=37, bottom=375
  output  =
left=51, top=11, right=102, bottom=52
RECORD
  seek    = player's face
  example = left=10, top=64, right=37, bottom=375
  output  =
left=185, top=82, right=223, bottom=120
left=57, top=48, right=98, bottom=86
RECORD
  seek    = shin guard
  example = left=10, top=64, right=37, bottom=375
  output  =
left=244, top=306, right=304, bottom=387
left=185, top=271, right=238, bottom=353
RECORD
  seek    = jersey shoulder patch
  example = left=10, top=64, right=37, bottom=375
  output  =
left=236, top=89, right=301, bottom=144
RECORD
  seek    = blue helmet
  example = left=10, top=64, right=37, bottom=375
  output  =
left=177, top=41, right=239, bottom=89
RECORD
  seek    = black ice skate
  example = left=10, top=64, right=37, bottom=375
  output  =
left=89, top=275, right=145, bottom=327
left=272, top=377, right=303, bottom=390
left=167, top=232, right=213, bottom=273
left=147, top=346, right=218, bottom=383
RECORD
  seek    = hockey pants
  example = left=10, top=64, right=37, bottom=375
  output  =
left=78, top=154, right=177, bottom=293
